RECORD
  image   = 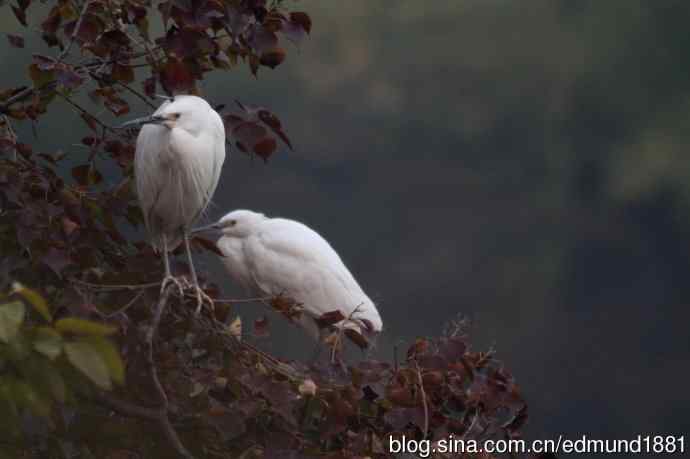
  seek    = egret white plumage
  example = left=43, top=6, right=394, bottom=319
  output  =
left=122, top=95, right=226, bottom=310
left=194, top=209, right=383, bottom=345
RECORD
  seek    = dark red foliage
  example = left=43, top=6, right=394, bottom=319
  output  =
left=7, top=34, right=24, bottom=48
left=222, top=100, right=292, bottom=161
left=0, top=2, right=536, bottom=458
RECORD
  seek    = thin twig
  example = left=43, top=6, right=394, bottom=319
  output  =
left=93, top=392, right=194, bottom=458
left=461, top=410, right=479, bottom=440
left=70, top=278, right=162, bottom=292
left=103, top=289, right=145, bottom=319
left=115, top=81, right=157, bottom=109
left=58, top=0, right=93, bottom=63
left=213, top=295, right=274, bottom=304
left=146, top=284, right=181, bottom=425
left=414, top=360, right=429, bottom=440
left=94, top=391, right=164, bottom=419
left=145, top=283, right=194, bottom=457
left=0, top=87, right=34, bottom=114
left=55, top=91, right=118, bottom=133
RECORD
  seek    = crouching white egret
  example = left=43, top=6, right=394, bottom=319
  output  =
left=193, top=210, right=383, bottom=348
left=121, top=95, right=226, bottom=311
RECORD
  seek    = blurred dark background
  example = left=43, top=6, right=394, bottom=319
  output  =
left=3, top=0, right=689, bottom=447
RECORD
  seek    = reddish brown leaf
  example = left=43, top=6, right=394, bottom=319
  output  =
left=407, top=338, right=430, bottom=360
left=233, top=121, right=266, bottom=151
left=63, top=15, right=103, bottom=44
left=81, top=113, right=99, bottom=131
left=254, top=316, right=269, bottom=338
left=345, top=328, right=369, bottom=349
left=104, top=97, right=130, bottom=117
left=12, top=5, right=27, bottom=27
left=223, top=114, right=244, bottom=131
left=142, top=77, right=156, bottom=98
left=111, top=63, right=135, bottom=84
left=56, top=67, right=84, bottom=89
left=248, top=54, right=259, bottom=76
left=7, top=34, right=24, bottom=48
left=258, top=110, right=293, bottom=150
left=315, top=310, right=346, bottom=328
left=160, top=59, right=195, bottom=94
left=62, top=216, right=79, bottom=236
left=15, top=143, right=31, bottom=158
left=71, top=164, right=102, bottom=186
left=192, top=236, right=225, bottom=257
left=259, top=47, right=285, bottom=68
left=290, top=12, right=312, bottom=34
left=100, top=29, right=131, bottom=50
left=253, top=137, right=276, bottom=160
left=0, top=138, right=16, bottom=154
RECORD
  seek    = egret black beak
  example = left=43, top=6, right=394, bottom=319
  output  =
left=117, top=114, right=167, bottom=129
left=191, top=222, right=222, bottom=236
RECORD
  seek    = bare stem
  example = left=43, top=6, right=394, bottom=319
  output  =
left=70, top=278, right=162, bottom=292
left=414, top=360, right=429, bottom=440
left=58, top=0, right=93, bottom=63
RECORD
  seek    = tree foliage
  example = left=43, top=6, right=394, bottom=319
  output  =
left=0, top=1, right=539, bottom=457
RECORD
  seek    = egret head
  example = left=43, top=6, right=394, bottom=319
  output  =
left=193, top=209, right=267, bottom=239
left=216, top=210, right=268, bottom=238
left=119, top=95, right=211, bottom=134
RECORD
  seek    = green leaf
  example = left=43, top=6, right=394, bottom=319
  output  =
left=13, top=380, right=51, bottom=417
left=43, top=366, right=67, bottom=403
left=12, top=282, right=52, bottom=321
left=64, top=341, right=112, bottom=390
left=86, top=336, right=124, bottom=385
left=0, top=301, right=25, bottom=343
left=33, top=327, right=63, bottom=360
left=55, top=318, right=117, bottom=336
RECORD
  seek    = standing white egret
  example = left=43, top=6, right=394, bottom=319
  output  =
left=122, top=95, right=226, bottom=311
left=193, top=210, right=383, bottom=344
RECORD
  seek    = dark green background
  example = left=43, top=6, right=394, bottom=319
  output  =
left=3, top=0, right=689, bottom=446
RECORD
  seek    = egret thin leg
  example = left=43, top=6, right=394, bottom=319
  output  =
left=160, top=234, right=184, bottom=297
left=183, top=232, right=212, bottom=314
left=162, top=235, right=172, bottom=277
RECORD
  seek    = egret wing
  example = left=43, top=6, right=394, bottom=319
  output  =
left=244, top=219, right=375, bottom=327
left=134, top=122, right=173, bottom=244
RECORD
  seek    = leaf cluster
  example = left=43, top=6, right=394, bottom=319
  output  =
left=0, top=1, right=542, bottom=458
left=0, top=284, right=122, bottom=446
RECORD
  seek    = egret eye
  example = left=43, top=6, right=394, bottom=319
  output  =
left=230, top=220, right=237, bottom=226
left=173, top=113, right=181, bottom=119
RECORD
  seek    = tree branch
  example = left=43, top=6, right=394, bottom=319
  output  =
left=414, top=360, right=429, bottom=440
left=55, top=91, right=118, bottom=133
left=70, top=278, right=162, bottom=292
left=58, top=0, right=93, bottom=63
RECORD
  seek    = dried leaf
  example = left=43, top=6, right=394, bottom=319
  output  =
left=7, top=34, right=24, bottom=48
left=260, top=47, right=285, bottom=68
left=315, top=310, right=346, bottom=328
left=254, top=316, right=269, bottom=338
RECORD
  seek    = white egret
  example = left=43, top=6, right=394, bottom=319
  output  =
left=122, top=95, right=226, bottom=310
left=194, top=210, right=383, bottom=345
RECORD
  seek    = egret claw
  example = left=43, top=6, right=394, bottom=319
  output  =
left=161, top=274, right=184, bottom=297
left=193, top=286, right=215, bottom=315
